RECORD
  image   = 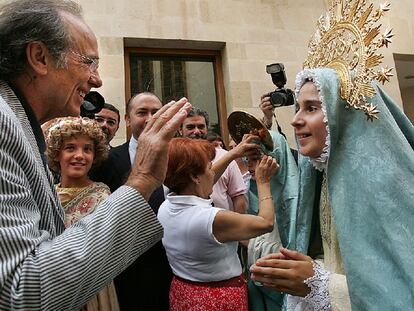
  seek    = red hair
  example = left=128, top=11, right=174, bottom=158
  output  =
left=165, top=138, right=216, bottom=194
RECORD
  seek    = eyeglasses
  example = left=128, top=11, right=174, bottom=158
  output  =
left=70, top=50, right=99, bottom=72
left=95, top=116, right=118, bottom=127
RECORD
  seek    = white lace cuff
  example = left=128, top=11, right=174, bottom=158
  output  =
left=286, top=261, right=331, bottom=311
left=303, top=261, right=331, bottom=310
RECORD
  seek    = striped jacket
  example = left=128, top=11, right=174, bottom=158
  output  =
left=0, top=81, right=163, bottom=310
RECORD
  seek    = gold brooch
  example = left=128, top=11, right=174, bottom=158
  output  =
left=304, top=0, right=393, bottom=121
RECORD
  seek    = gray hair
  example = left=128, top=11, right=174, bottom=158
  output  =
left=187, top=107, right=210, bottom=128
left=0, top=0, right=82, bottom=81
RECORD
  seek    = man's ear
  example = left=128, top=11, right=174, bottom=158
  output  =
left=124, top=114, right=130, bottom=127
left=25, top=41, right=52, bottom=76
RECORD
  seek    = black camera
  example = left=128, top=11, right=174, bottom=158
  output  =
left=80, top=91, right=104, bottom=118
left=266, top=63, right=295, bottom=108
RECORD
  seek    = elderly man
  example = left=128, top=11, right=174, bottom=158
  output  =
left=0, top=1, right=191, bottom=310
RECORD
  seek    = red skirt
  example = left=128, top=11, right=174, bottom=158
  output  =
left=169, top=275, right=248, bottom=311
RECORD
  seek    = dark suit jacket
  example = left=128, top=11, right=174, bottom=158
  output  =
left=90, top=141, right=172, bottom=311
left=91, top=141, right=165, bottom=209
left=91, top=141, right=130, bottom=192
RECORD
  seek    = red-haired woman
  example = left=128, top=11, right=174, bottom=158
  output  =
left=158, top=137, right=279, bottom=311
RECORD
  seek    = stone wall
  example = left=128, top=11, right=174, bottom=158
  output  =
left=1, top=0, right=412, bottom=145
left=81, top=0, right=329, bottom=146
left=78, top=0, right=413, bottom=146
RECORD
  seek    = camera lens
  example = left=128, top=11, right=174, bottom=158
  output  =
left=269, top=89, right=295, bottom=108
left=270, top=91, right=288, bottom=107
left=81, top=91, right=104, bottom=114
left=265, top=63, right=295, bottom=108
left=81, top=100, right=96, bottom=112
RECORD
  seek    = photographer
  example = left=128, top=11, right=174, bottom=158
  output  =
left=259, top=93, right=276, bottom=130
left=260, top=63, right=298, bottom=163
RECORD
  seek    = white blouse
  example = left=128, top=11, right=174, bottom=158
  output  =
left=157, top=193, right=242, bottom=282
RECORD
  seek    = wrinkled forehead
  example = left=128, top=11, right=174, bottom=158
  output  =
left=60, top=11, right=97, bottom=52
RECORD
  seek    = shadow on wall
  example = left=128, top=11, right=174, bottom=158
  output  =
left=394, top=53, right=414, bottom=123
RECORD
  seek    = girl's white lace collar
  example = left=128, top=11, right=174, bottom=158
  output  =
left=295, top=69, right=330, bottom=172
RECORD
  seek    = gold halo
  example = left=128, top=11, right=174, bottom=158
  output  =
left=303, top=0, right=393, bottom=121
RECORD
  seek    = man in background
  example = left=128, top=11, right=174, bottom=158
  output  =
left=180, top=107, right=247, bottom=214
left=91, top=92, right=172, bottom=310
left=259, top=93, right=298, bottom=163
left=95, top=102, right=120, bottom=146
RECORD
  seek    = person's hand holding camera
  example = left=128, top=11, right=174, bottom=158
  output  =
left=259, top=93, right=274, bottom=129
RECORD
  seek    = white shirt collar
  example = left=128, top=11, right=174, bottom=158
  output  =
left=128, top=136, right=138, bottom=165
left=166, top=193, right=213, bottom=209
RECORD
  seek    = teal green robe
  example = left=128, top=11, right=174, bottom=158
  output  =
left=247, top=130, right=299, bottom=310
left=295, top=68, right=414, bottom=310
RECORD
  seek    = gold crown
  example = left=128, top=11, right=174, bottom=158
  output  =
left=303, top=0, right=394, bottom=121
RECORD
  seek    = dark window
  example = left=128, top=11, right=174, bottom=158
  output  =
left=126, top=48, right=227, bottom=138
